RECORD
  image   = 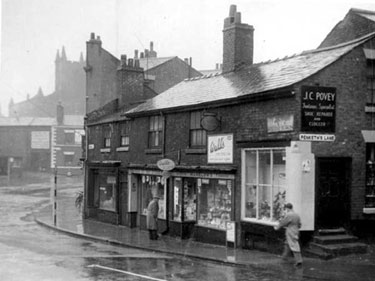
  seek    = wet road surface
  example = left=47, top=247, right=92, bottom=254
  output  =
left=0, top=173, right=375, bottom=280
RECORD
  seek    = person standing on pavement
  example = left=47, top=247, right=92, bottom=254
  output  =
left=146, top=196, right=159, bottom=240
left=274, top=202, right=303, bottom=267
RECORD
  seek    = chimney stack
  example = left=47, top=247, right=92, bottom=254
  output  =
left=56, top=102, right=64, bottom=125
left=222, top=5, right=254, bottom=73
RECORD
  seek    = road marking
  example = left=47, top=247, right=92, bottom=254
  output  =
left=87, top=264, right=167, bottom=281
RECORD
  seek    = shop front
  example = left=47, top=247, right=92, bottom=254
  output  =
left=240, top=141, right=315, bottom=251
left=128, top=165, right=236, bottom=245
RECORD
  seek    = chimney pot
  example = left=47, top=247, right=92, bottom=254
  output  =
left=121, top=55, right=127, bottom=66
left=150, top=41, right=154, bottom=51
left=128, top=58, right=134, bottom=67
left=134, top=59, right=140, bottom=68
left=134, top=50, right=138, bottom=59
left=229, top=5, right=237, bottom=17
left=235, top=12, right=241, bottom=23
left=140, top=52, right=144, bottom=58
left=90, top=32, right=95, bottom=40
left=145, top=49, right=149, bottom=57
left=184, top=58, right=189, bottom=64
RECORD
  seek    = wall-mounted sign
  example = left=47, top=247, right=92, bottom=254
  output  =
left=201, top=113, right=221, bottom=131
left=207, top=134, right=233, bottom=164
left=88, top=144, right=94, bottom=150
left=267, top=114, right=294, bottom=133
left=299, top=134, right=336, bottom=142
left=31, top=131, right=50, bottom=149
left=157, top=158, right=176, bottom=171
left=301, top=86, right=336, bottom=133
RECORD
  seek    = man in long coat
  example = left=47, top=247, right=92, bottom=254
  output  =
left=147, top=196, right=159, bottom=240
left=274, top=203, right=303, bottom=266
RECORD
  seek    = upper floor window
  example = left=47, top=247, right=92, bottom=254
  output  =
left=148, top=116, right=163, bottom=148
left=120, top=121, right=130, bottom=147
left=367, top=77, right=375, bottom=105
left=190, top=111, right=206, bottom=147
left=364, top=48, right=375, bottom=105
left=64, top=131, right=75, bottom=145
left=103, top=125, right=111, bottom=148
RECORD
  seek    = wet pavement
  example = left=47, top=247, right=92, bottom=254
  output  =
left=33, top=181, right=375, bottom=280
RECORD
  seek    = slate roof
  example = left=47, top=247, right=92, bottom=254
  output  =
left=353, top=8, right=375, bottom=22
left=139, top=57, right=176, bottom=71
left=126, top=32, right=375, bottom=116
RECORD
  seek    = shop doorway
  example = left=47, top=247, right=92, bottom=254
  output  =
left=316, top=157, right=351, bottom=229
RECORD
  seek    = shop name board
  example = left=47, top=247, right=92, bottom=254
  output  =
left=267, top=114, right=294, bottom=133
left=301, top=86, right=336, bottom=133
left=207, top=134, right=233, bottom=164
left=299, top=134, right=336, bottom=142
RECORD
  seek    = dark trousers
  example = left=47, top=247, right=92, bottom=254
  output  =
left=149, top=229, right=158, bottom=240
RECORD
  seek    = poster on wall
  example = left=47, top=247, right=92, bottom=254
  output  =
left=31, top=131, right=50, bottom=149
left=207, top=134, right=233, bottom=164
left=301, top=85, right=336, bottom=133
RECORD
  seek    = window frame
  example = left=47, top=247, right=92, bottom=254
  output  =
left=241, top=147, right=286, bottom=226
left=103, top=125, right=111, bottom=148
left=120, top=121, right=130, bottom=147
left=148, top=115, right=163, bottom=148
left=189, top=111, right=207, bottom=148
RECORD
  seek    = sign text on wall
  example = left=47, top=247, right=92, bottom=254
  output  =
left=301, top=86, right=336, bottom=133
left=207, top=134, right=233, bottom=164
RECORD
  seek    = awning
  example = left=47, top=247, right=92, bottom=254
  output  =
left=362, top=130, right=375, bottom=142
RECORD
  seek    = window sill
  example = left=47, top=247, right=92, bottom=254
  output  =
left=241, top=218, right=277, bottom=226
left=116, top=147, right=129, bottom=152
left=185, top=148, right=207, bottom=154
left=363, top=207, right=375, bottom=214
left=100, top=148, right=111, bottom=153
left=365, top=105, right=375, bottom=113
left=145, top=148, right=162, bottom=154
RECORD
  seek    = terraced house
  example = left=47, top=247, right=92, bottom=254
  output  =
left=83, top=6, right=375, bottom=256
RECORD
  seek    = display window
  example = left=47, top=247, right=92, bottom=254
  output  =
left=365, top=143, right=375, bottom=208
left=141, top=175, right=166, bottom=219
left=242, top=148, right=286, bottom=224
left=173, top=178, right=197, bottom=222
left=197, top=179, right=232, bottom=229
left=98, top=174, right=117, bottom=211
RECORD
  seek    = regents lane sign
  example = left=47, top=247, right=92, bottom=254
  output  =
left=301, top=85, right=336, bottom=133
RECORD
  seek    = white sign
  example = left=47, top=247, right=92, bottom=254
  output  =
left=299, top=134, right=335, bottom=142
left=226, top=221, right=235, bottom=243
left=31, top=131, right=50, bottom=149
left=207, top=134, right=233, bottom=164
left=267, top=115, right=294, bottom=133
left=157, top=159, right=175, bottom=171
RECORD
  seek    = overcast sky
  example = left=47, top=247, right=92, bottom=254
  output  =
left=1, top=0, right=375, bottom=116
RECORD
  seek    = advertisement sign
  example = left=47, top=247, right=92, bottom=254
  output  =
left=267, top=114, right=294, bottom=133
left=31, top=131, right=50, bottom=149
left=157, top=159, right=176, bottom=171
left=207, top=134, right=233, bottom=164
left=301, top=86, right=336, bottom=133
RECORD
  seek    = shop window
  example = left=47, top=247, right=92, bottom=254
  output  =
left=141, top=175, right=166, bottom=219
left=98, top=174, right=117, bottom=211
left=148, top=116, right=163, bottom=148
left=173, top=178, right=197, bottom=222
left=103, top=125, right=111, bottom=148
left=365, top=143, right=375, bottom=208
left=190, top=111, right=207, bottom=147
left=242, top=148, right=286, bottom=224
left=197, top=179, right=232, bottom=229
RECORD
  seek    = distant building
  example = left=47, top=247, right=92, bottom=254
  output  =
left=8, top=46, right=86, bottom=118
left=0, top=105, right=84, bottom=176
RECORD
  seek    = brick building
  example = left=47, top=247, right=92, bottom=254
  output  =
left=85, top=34, right=202, bottom=114
left=84, top=6, right=375, bottom=252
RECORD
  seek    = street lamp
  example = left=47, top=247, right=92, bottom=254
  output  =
left=7, top=157, right=14, bottom=186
